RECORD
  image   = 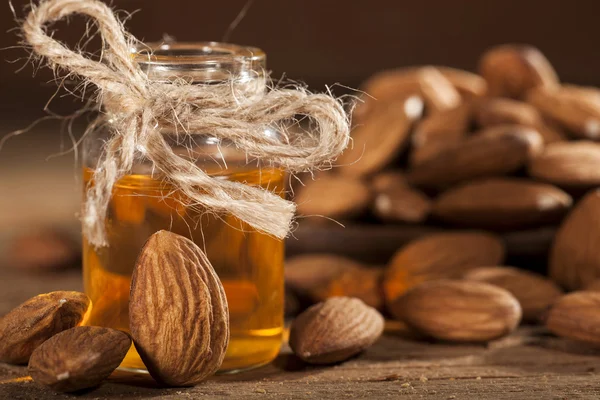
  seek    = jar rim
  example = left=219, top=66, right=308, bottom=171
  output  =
left=133, top=41, right=265, bottom=67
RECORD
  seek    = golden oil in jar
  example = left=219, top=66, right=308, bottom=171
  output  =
left=82, top=166, right=285, bottom=372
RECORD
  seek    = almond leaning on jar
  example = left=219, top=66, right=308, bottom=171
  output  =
left=390, top=280, right=522, bottom=342
left=289, top=297, right=384, bottom=364
left=383, top=232, right=505, bottom=304
left=0, top=291, right=91, bottom=364
left=463, top=266, right=563, bottom=322
left=129, top=230, right=229, bottom=387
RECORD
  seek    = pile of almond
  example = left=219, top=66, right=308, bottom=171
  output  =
left=289, top=44, right=600, bottom=344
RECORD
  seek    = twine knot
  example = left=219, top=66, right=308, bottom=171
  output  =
left=22, top=0, right=350, bottom=247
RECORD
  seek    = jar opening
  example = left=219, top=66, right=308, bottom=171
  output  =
left=133, top=42, right=266, bottom=82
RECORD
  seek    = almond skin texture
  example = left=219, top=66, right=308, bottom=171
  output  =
left=390, top=280, right=522, bottom=342
left=475, top=98, right=542, bottom=128
left=528, top=141, right=600, bottom=190
left=0, top=291, right=91, bottom=364
left=129, top=230, right=229, bottom=386
left=410, top=102, right=472, bottom=166
left=295, top=175, right=371, bottom=220
left=407, top=125, right=543, bottom=190
left=527, top=86, right=600, bottom=140
left=432, top=178, right=572, bottom=230
left=546, top=291, right=600, bottom=346
left=338, top=96, right=424, bottom=177
left=550, top=190, right=600, bottom=290
left=463, top=266, right=563, bottom=322
left=383, top=232, right=505, bottom=304
left=372, top=182, right=431, bottom=224
left=417, top=67, right=462, bottom=113
left=289, top=297, right=384, bottom=364
left=478, top=44, right=559, bottom=99
left=28, top=326, right=130, bottom=393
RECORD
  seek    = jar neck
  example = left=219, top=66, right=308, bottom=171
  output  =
left=133, top=42, right=266, bottom=84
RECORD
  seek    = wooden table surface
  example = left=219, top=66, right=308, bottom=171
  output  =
left=1, top=267, right=600, bottom=400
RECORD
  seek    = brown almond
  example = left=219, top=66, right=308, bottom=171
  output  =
left=0, top=291, right=91, bottom=364
left=370, top=170, right=407, bottom=192
left=478, top=45, right=559, bottom=99
left=285, top=254, right=383, bottom=309
left=432, top=178, right=572, bottom=230
left=285, top=254, right=365, bottom=295
left=475, top=98, right=542, bottom=128
left=546, top=291, right=600, bottom=346
left=417, top=67, right=462, bottom=113
left=295, top=175, right=371, bottom=220
left=550, top=190, right=600, bottom=290
left=527, top=86, right=600, bottom=140
left=129, top=231, right=229, bottom=386
left=528, top=141, right=600, bottom=190
left=28, top=327, right=130, bottom=393
left=372, top=183, right=431, bottom=224
left=338, top=96, right=424, bottom=176
left=463, top=266, right=563, bottom=322
left=410, top=102, right=473, bottom=166
left=383, top=232, right=505, bottom=304
left=435, top=67, right=488, bottom=99
left=407, top=125, right=543, bottom=189
left=289, top=297, right=384, bottom=364
left=390, top=280, right=522, bottom=342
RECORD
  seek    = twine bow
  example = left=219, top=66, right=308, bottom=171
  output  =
left=22, top=0, right=350, bottom=247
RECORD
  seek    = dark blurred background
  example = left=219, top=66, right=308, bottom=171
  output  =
left=0, top=0, right=598, bottom=237
left=2, top=0, right=600, bottom=120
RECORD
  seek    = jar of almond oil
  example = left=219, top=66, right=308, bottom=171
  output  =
left=82, top=42, right=285, bottom=373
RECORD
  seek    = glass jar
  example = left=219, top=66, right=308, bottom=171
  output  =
left=81, top=42, right=285, bottom=373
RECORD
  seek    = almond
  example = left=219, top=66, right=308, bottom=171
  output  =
left=129, top=230, right=229, bottom=386
left=407, top=125, right=543, bottom=189
left=546, top=291, right=600, bottom=346
left=28, top=326, right=130, bottom=392
left=475, top=98, right=542, bottom=128
left=417, top=67, right=462, bottom=113
left=6, top=229, right=80, bottom=271
left=463, top=266, right=563, bottom=322
left=435, top=67, right=488, bottom=99
left=370, top=170, right=407, bottom=192
left=0, top=291, right=91, bottom=364
left=289, top=297, right=384, bottom=364
left=383, top=232, right=505, bottom=304
left=372, top=183, right=431, bottom=224
left=295, top=175, right=371, bottom=220
left=410, top=102, right=472, bottom=166
left=312, top=268, right=384, bottom=310
left=432, top=178, right=572, bottom=230
left=390, top=280, right=522, bottom=342
left=285, top=254, right=383, bottom=308
left=338, top=96, right=424, bottom=176
left=528, top=141, right=600, bottom=190
left=550, top=190, right=600, bottom=290
left=527, top=86, right=600, bottom=140
left=478, top=44, right=559, bottom=99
